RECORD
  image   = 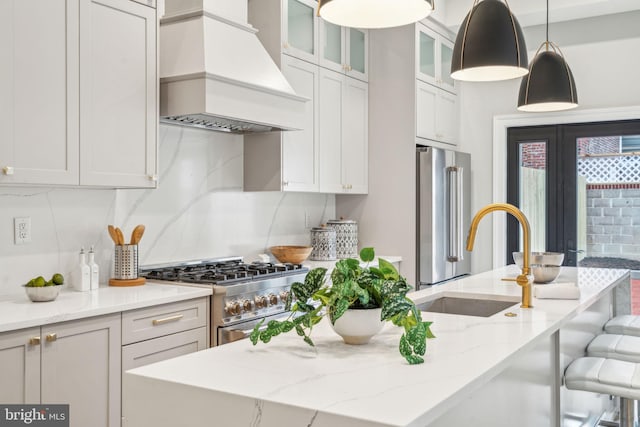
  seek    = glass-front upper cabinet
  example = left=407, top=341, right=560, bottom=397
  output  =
left=416, top=23, right=456, bottom=94
left=320, top=20, right=368, bottom=81
left=283, top=0, right=318, bottom=63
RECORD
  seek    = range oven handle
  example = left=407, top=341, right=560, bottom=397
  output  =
left=221, top=324, right=268, bottom=344
left=447, top=165, right=464, bottom=262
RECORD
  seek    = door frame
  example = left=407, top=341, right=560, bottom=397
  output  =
left=491, top=106, right=640, bottom=269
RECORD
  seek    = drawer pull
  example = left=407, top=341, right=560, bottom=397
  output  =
left=29, top=336, right=41, bottom=345
left=152, top=314, right=184, bottom=326
left=46, top=333, right=57, bottom=342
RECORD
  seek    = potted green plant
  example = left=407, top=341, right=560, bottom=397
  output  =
left=250, top=248, right=435, bottom=364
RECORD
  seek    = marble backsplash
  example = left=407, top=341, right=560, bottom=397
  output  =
left=0, top=125, right=335, bottom=294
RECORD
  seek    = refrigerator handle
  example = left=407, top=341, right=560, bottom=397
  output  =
left=447, top=166, right=464, bottom=262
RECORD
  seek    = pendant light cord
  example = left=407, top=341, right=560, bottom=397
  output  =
left=545, top=0, right=549, bottom=49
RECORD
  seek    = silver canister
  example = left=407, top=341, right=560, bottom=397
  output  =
left=327, top=219, right=358, bottom=259
left=114, top=244, right=139, bottom=279
left=310, top=226, right=337, bottom=261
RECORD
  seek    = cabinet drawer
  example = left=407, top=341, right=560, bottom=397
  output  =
left=122, top=298, right=208, bottom=345
left=122, top=327, right=207, bottom=372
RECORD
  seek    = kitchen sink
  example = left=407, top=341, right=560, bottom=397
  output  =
left=415, top=295, right=520, bottom=317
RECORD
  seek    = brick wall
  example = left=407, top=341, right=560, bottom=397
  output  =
left=577, top=136, right=620, bottom=155
left=520, top=137, right=621, bottom=169
left=586, top=186, right=640, bottom=262
left=520, top=142, right=546, bottom=169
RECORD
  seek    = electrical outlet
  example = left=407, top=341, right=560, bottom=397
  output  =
left=14, top=217, right=31, bottom=245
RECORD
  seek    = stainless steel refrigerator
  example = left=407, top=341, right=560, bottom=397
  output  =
left=416, top=146, right=472, bottom=288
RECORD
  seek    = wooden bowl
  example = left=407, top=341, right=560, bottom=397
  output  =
left=269, top=246, right=313, bottom=264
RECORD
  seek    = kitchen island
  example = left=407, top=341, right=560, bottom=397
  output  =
left=122, top=266, right=629, bottom=427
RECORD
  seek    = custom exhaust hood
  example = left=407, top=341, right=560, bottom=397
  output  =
left=159, top=0, right=308, bottom=134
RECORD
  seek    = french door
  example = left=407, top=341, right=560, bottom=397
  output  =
left=506, top=120, right=640, bottom=266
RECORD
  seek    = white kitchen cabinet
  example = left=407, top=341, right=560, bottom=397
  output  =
left=249, top=0, right=319, bottom=65
left=0, top=0, right=79, bottom=185
left=244, top=55, right=319, bottom=192
left=281, top=0, right=319, bottom=63
left=320, top=21, right=368, bottom=81
left=319, top=68, right=368, bottom=194
left=122, top=327, right=207, bottom=371
left=416, top=23, right=456, bottom=94
left=0, top=327, right=40, bottom=403
left=0, top=0, right=157, bottom=188
left=248, top=0, right=368, bottom=195
left=79, top=0, right=157, bottom=187
left=121, top=298, right=208, bottom=371
left=0, top=314, right=121, bottom=427
left=416, top=80, right=458, bottom=146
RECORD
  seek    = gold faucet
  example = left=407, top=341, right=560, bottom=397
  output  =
left=466, top=203, right=533, bottom=308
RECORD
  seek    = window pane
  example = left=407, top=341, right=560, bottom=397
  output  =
left=519, top=141, right=547, bottom=253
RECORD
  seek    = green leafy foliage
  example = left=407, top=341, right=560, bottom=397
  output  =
left=249, top=248, right=435, bottom=364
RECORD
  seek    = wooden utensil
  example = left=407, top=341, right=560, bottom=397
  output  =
left=107, top=225, right=119, bottom=245
left=115, top=227, right=125, bottom=246
left=130, top=224, right=146, bottom=245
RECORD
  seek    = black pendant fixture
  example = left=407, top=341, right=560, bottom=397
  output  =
left=517, top=0, right=578, bottom=112
left=317, top=0, right=434, bottom=29
left=451, top=0, right=528, bottom=82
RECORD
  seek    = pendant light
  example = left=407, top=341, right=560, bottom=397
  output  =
left=517, top=0, right=578, bottom=112
left=451, top=0, right=528, bottom=82
left=317, top=0, right=434, bottom=29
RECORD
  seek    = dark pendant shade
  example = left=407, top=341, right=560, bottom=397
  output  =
left=517, top=46, right=578, bottom=112
left=451, top=0, right=528, bottom=81
left=317, top=0, right=433, bottom=29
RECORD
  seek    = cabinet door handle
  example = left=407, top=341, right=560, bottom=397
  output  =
left=283, top=180, right=289, bottom=187
left=2, top=166, right=14, bottom=175
left=45, top=333, right=57, bottom=342
left=283, top=41, right=290, bottom=49
left=152, top=314, right=183, bottom=326
left=148, top=174, right=158, bottom=182
left=29, top=336, right=41, bottom=346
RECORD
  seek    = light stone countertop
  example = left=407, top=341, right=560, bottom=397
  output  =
left=303, top=255, right=402, bottom=271
left=123, top=265, right=629, bottom=427
left=0, top=282, right=212, bottom=333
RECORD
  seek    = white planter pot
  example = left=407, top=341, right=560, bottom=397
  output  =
left=330, top=307, right=384, bottom=345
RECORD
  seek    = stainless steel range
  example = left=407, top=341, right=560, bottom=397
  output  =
left=140, top=258, right=308, bottom=346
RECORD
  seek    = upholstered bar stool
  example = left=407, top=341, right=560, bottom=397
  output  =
left=605, top=316, right=640, bottom=336
left=588, top=334, right=640, bottom=363
left=565, top=357, right=640, bottom=427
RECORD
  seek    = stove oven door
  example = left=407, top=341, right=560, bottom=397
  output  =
left=218, top=311, right=295, bottom=345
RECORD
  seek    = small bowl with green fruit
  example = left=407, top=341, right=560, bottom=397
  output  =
left=24, top=274, right=64, bottom=302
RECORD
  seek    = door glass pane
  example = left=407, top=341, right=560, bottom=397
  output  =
left=322, top=22, right=341, bottom=64
left=288, top=0, right=314, bottom=54
left=519, top=141, right=547, bottom=252
left=419, top=31, right=435, bottom=78
left=440, top=44, right=454, bottom=87
left=349, top=28, right=366, bottom=73
left=577, top=135, right=640, bottom=263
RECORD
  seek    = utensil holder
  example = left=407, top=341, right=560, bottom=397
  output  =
left=114, top=244, right=138, bottom=279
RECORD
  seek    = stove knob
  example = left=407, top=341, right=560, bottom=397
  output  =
left=279, top=291, right=289, bottom=303
left=242, top=299, right=252, bottom=312
left=268, top=293, right=278, bottom=306
left=255, top=295, right=267, bottom=309
left=225, top=301, right=241, bottom=316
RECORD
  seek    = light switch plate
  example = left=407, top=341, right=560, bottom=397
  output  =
left=14, top=217, right=31, bottom=245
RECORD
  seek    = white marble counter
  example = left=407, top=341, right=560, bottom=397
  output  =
left=0, top=282, right=212, bottom=333
left=303, top=255, right=402, bottom=271
left=123, top=266, right=628, bottom=427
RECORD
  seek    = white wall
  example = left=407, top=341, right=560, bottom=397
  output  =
left=0, top=125, right=334, bottom=294
left=458, top=29, right=640, bottom=273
